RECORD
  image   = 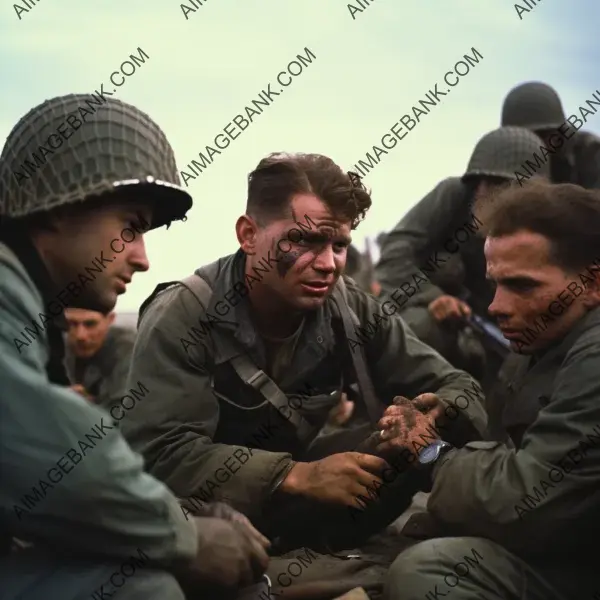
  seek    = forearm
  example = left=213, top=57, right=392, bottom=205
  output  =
left=149, top=440, right=294, bottom=520
left=2, top=389, right=197, bottom=565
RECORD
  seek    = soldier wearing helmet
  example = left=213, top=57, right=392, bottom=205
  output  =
left=375, top=127, right=551, bottom=391
left=501, top=81, right=600, bottom=189
left=0, top=95, right=269, bottom=599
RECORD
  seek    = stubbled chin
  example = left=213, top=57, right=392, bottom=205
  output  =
left=295, top=296, right=327, bottom=310
left=509, top=339, right=534, bottom=355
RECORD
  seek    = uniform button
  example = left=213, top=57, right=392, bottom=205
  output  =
left=317, top=336, right=323, bottom=343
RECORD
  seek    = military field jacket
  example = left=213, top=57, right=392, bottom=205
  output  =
left=65, top=326, right=136, bottom=411
left=121, top=250, right=487, bottom=526
left=427, top=306, right=600, bottom=559
left=558, top=130, right=600, bottom=189
left=0, top=241, right=196, bottom=566
left=374, top=177, right=493, bottom=317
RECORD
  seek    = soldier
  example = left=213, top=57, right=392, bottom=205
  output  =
left=384, top=180, right=600, bottom=600
left=0, top=94, right=269, bottom=599
left=501, top=81, right=600, bottom=189
left=120, top=151, right=488, bottom=598
left=64, top=307, right=136, bottom=408
left=374, top=127, right=550, bottom=391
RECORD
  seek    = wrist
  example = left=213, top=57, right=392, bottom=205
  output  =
left=278, top=461, right=307, bottom=496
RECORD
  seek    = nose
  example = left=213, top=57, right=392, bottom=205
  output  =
left=73, top=325, right=87, bottom=342
left=128, top=236, right=150, bottom=273
left=488, top=286, right=511, bottom=320
left=313, top=244, right=336, bottom=273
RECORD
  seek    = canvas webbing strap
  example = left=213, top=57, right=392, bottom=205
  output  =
left=178, top=273, right=318, bottom=443
left=330, top=279, right=386, bottom=427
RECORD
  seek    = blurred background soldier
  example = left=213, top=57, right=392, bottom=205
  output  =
left=375, top=126, right=551, bottom=393
left=344, top=242, right=381, bottom=297
left=64, top=307, right=136, bottom=409
left=501, top=81, right=600, bottom=189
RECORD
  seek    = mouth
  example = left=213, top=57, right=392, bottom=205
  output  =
left=300, top=281, right=332, bottom=295
left=499, top=328, right=524, bottom=340
left=115, top=276, right=130, bottom=292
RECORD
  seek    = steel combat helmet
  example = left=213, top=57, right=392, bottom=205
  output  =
left=501, top=82, right=566, bottom=131
left=462, top=126, right=550, bottom=182
left=0, top=94, right=192, bottom=228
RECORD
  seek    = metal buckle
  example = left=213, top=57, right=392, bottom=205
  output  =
left=246, top=370, right=270, bottom=390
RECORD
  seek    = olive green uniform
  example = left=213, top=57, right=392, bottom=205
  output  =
left=502, top=81, right=600, bottom=189
left=0, top=93, right=195, bottom=600
left=65, top=325, right=136, bottom=411
left=385, top=307, right=600, bottom=599
left=121, top=249, right=488, bottom=598
left=374, top=127, right=551, bottom=389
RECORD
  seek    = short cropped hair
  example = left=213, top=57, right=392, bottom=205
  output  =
left=246, top=152, right=371, bottom=229
left=475, top=179, right=600, bottom=273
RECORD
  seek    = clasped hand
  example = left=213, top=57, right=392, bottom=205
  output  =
left=375, top=393, right=442, bottom=457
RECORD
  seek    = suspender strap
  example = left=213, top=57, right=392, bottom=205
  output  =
left=228, top=355, right=317, bottom=443
left=155, top=273, right=381, bottom=438
left=177, top=273, right=318, bottom=443
left=330, top=279, right=386, bottom=427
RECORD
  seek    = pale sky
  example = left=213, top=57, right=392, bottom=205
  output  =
left=2, top=0, right=599, bottom=312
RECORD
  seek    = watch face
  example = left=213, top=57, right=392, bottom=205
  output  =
left=419, top=442, right=440, bottom=464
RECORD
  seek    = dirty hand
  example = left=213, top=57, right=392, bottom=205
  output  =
left=428, top=295, right=471, bottom=322
left=198, top=502, right=270, bottom=550
left=409, top=393, right=446, bottom=421
left=69, top=384, right=95, bottom=403
left=376, top=397, right=440, bottom=458
left=175, top=516, right=270, bottom=594
left=326, top=392, right=355, bottom=427
left=281, top=452, right=389, bottom=507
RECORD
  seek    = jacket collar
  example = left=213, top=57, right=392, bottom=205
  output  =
left=0, top=229, right=69, bottom=385
left=197, top=250, right=336, bottom=382
left=524, top=305, right=600, bottom=376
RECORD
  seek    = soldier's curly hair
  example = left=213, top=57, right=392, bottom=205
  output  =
left=246, top=152, right=371, bottom=230
left=475, top=179, right=600, bottom=274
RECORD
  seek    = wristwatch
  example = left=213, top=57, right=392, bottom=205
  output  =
left=418, top=440, right=453, bottom=465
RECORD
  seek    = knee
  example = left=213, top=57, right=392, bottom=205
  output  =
left=386, top=537, right=488, bottom=598
left=388, top=538, right=451, bottom=582
left=113, top=570, right=185, bottom=600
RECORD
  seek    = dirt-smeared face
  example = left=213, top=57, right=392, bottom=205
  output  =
left=239, top=193, right=353, bottom=311
left=485, top=229, right=599, bottom=353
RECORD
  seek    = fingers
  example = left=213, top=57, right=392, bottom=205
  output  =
left=350, top=452, right=389, bottom=474
left=391, top=396, right=411, bottom=407
left=353, top=468, right=383, bottom=489
left=429, top=296, right=470, bottom=322
left=411, top=393, right=440, bottom=410
left=338, top=393, right=355, bottom=424
left=246, top=536, right=270, bottom=582
left=231, top=522, right=269, bottom=584
left=341, top=476, right=384, bottom=508
left=216, top=505, right=271, bottom=549
left=459, top=300, right=472, bottom=317
left=375, top=411, right=439, bottom=455
left=328, top=393, right=354, bottom=426
left=238, top=517, right=271, bottom=549
left=378, top=406, right=417, bottom=431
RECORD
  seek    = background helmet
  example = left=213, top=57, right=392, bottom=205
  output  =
left=462, top=126, right=551, bottom=182
left=0, top=94, right=192, bottom=229
left=501, top=81, right=566, bottom=131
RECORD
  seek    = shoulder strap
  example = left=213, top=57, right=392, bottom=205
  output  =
left=178, top=274, right=318, bottom=443
left=331, top=278, right=386, bottom=427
